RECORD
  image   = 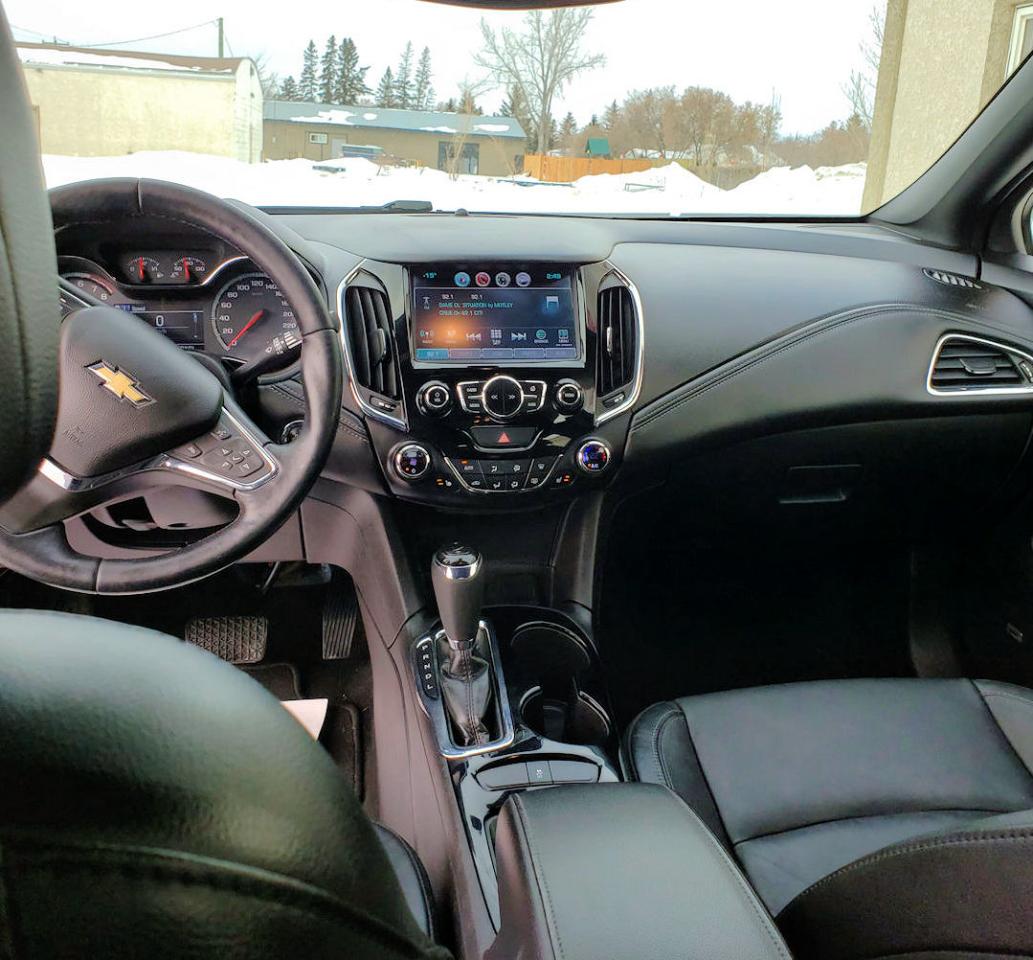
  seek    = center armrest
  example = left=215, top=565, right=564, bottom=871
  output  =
left=486, top=782, right=792, bottom=960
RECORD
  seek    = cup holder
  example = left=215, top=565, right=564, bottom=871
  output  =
left=520, top=686, right=611, bottom=746
left=510, top=620, right=612, bottom=747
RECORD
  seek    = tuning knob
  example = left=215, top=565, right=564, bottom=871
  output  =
left=481, top=375, right=524, bottom=421
left=554, top=379, right=584, bottom=414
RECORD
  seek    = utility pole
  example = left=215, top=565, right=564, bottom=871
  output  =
left=217, top=17, right=224, bottom=58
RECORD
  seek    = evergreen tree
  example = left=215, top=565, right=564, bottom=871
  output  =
left=590, top=113, right=600, bottom=126
left=334, top=37, right=369, bottom=104
left=394, top=41, right=414, bottom=109
left=319, top=35, right=338, bottom=103
left=375, top=67, right=397, bottom=108
left=413, top=45, right=434, bottom=111
left=602, top=99, right=620, bottom=129
left=560, top=111, right=577, bottom=138
left=280, top=75, right=299, bottom=100
left=299, top=40, right=318, bottom=101
left=437, top=97, right=457, bottom=112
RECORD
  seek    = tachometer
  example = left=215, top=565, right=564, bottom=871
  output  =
left=211, top=273, right=299, bottom=361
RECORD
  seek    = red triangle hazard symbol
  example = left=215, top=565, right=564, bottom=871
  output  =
left=498, top=431, right=511, bottom=444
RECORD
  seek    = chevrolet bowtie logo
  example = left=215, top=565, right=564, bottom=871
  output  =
left=87, top=361, right=153, bottom=407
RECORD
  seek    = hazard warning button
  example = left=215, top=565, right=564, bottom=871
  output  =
left=469, top=426, right=537, bottom=450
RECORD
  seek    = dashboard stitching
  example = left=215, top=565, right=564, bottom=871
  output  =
left=632, top=304, right=1023, bottom=432
left=266, top=384, right=369, bottom=445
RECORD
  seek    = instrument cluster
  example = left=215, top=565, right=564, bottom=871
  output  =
left=59, top=252, right=301, bottom=366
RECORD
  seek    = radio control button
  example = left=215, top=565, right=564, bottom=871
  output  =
left=554, top=379, right=584, bottom=413
left=417, top=380, right=452, bottom=416
left=482, top=375, right=524, bottom=420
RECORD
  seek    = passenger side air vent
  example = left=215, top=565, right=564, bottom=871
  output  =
left=344, top=285, right=402, bottom=421
left=597, top=282, right=638, bottom=407
left=929, top=336, right=1033, bottom=393
left=924, top=268, right=982, bottom=290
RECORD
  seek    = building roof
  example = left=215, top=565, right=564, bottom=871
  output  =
left=265, top=100, right=526, bottom=140
left=16, top=42, right=245, bottom=75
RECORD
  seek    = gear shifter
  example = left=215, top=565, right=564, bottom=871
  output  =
left=432, top=544, right=493, bottom=746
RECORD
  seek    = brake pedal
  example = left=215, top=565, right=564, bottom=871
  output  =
left=185, top=615, right=268, bottom=664
left=322, top=583, right=359, bottom=660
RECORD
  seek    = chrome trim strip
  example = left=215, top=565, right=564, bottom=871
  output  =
left=926, top=333, right=1033, bottom=397
left=434, top=554, right=483, bottom=580
left=595, top=262, right=645, bottom=425
left=335, top=264, right=408, bottom=431
left=414, top=621, right=517, bottom=760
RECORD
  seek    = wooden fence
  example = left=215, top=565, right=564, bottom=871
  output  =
left=523, top=154, right=655, bottom=183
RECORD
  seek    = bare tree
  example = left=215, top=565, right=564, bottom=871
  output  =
left=476, top=9, right=605, bottom=156
left=842, top=3, right=886, bottom=130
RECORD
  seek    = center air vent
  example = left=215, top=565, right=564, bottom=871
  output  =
left=343, top=284, right=402, bottom=424
left=929, top=335, right=1033, bottom=394
left=924, top=269, right=982, bottom=290
left=597, top=281, right=638, bottom=409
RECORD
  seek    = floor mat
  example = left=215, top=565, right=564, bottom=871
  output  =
left=242, top=662, right=301, bottom=700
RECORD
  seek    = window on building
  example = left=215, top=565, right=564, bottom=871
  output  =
left=437, top=142, right=480, bottom=176
left=1007, top=4, right=1033, bottom=76
left=308, top=132, right=328, bottom=145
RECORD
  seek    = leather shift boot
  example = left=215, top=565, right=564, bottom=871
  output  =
left=440, top=644, right=492, bottom=746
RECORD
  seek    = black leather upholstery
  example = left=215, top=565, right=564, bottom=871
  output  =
left=374, top=824, right=438, bottom=941
left=0, top=610, right=449, bottom=959
left=487, top=783, right=791, bottom=960
left=628, top=678, right=1033, bottom=959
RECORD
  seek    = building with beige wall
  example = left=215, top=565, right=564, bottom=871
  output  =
left=864, top=0, right=1033, bottom=209
left=263, top=101, right=526, bottom=177
left=18, top=43, right=262, bottom=162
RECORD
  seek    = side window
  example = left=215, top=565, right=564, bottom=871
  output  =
left=1007, top=3, right=1033, bottom=76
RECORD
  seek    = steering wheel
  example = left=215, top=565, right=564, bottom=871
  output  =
left=0, top=179, right=342, bottom=594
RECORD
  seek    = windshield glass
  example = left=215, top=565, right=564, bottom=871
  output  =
left=8, top=0, right=1025, bottom=216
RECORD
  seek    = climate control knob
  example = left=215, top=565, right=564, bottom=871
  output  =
left=554, top=379, right=584, bottom=414
left=417, top=380, right=452, bottom=416
left=394, top=443, right=432, bottom=481
left=576, top=439, right=611, bottom=474
left=481, top=374, right=524, bottom=421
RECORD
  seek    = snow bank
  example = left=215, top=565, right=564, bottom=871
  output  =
left=41, top=151, right=868, bottom=215
left=17, top=47, right=228, bottom=72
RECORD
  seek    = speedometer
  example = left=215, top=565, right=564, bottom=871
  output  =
left=211, top=273, right=299, bottom=361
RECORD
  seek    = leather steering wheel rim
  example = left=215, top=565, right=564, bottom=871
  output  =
left=0, top=178, right=342, bottom=594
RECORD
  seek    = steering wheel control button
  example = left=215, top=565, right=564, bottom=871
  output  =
left=470, top=425, right=536, bottom=450
left=576, top=439, right=611, bottom=474
left=417, top=380, right=452, bottom=417
left=179, top=442, right=203, bottom=459
left=482, top=374, right=524, bottom=420
left=554, top=379, right=584, bottom=413
left=395, top=443, right=431, bottom=481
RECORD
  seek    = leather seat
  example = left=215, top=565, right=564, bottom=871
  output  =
left=627, top=678, right=1033, bottom=959
left=0, top=610, right=450, bottom=959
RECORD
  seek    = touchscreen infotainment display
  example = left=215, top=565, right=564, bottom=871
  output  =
left=410, top=265, right=580, bottom=365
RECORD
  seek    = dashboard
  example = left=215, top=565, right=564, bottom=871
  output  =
left=51, top=204, right=1033, bottom=533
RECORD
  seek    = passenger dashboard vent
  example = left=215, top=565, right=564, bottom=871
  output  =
left=924, top=269, right=982, bottom=290
left=344, top=285, right=400, bottom=402
left=597, top=282, right=638, bottom=403
left=929, top=336, right=1033, bottom=393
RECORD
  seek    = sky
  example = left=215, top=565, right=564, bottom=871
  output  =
left=6, top=0, right=883, bottom=136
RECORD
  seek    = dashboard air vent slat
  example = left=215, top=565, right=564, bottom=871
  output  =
left=930, top=338, right=1031, bottom=392
left=345, top=285, right=399, bottom=400
left=598, top=284, right=636, bottom=398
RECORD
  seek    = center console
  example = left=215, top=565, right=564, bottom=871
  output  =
left=339, top=258, right=641, bottom=508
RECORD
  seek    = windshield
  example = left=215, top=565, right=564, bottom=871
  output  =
left=8, top=0, right=1025, bottom=216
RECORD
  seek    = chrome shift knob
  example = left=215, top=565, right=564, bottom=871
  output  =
left=432, top=544, right=484, bottom=650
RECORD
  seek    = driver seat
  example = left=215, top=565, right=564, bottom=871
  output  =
left=0, top=610, right=450, bottom=960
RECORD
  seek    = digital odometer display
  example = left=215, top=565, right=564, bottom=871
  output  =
left=411, top=265, right=579, bottom=365
left=116, top=303, right=204, bottom=348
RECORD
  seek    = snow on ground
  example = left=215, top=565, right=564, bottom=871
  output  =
left=41, top=152, right=867, bottom=215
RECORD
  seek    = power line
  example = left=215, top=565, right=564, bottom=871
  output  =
left=10, top=18, right=220, bottom=51
left=80, top=19, right=220, bottom=49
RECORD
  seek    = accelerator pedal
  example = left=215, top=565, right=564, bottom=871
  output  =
left=185, top=615, right=268, bottom=664
left=322, top=581, right=359, bottom=660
